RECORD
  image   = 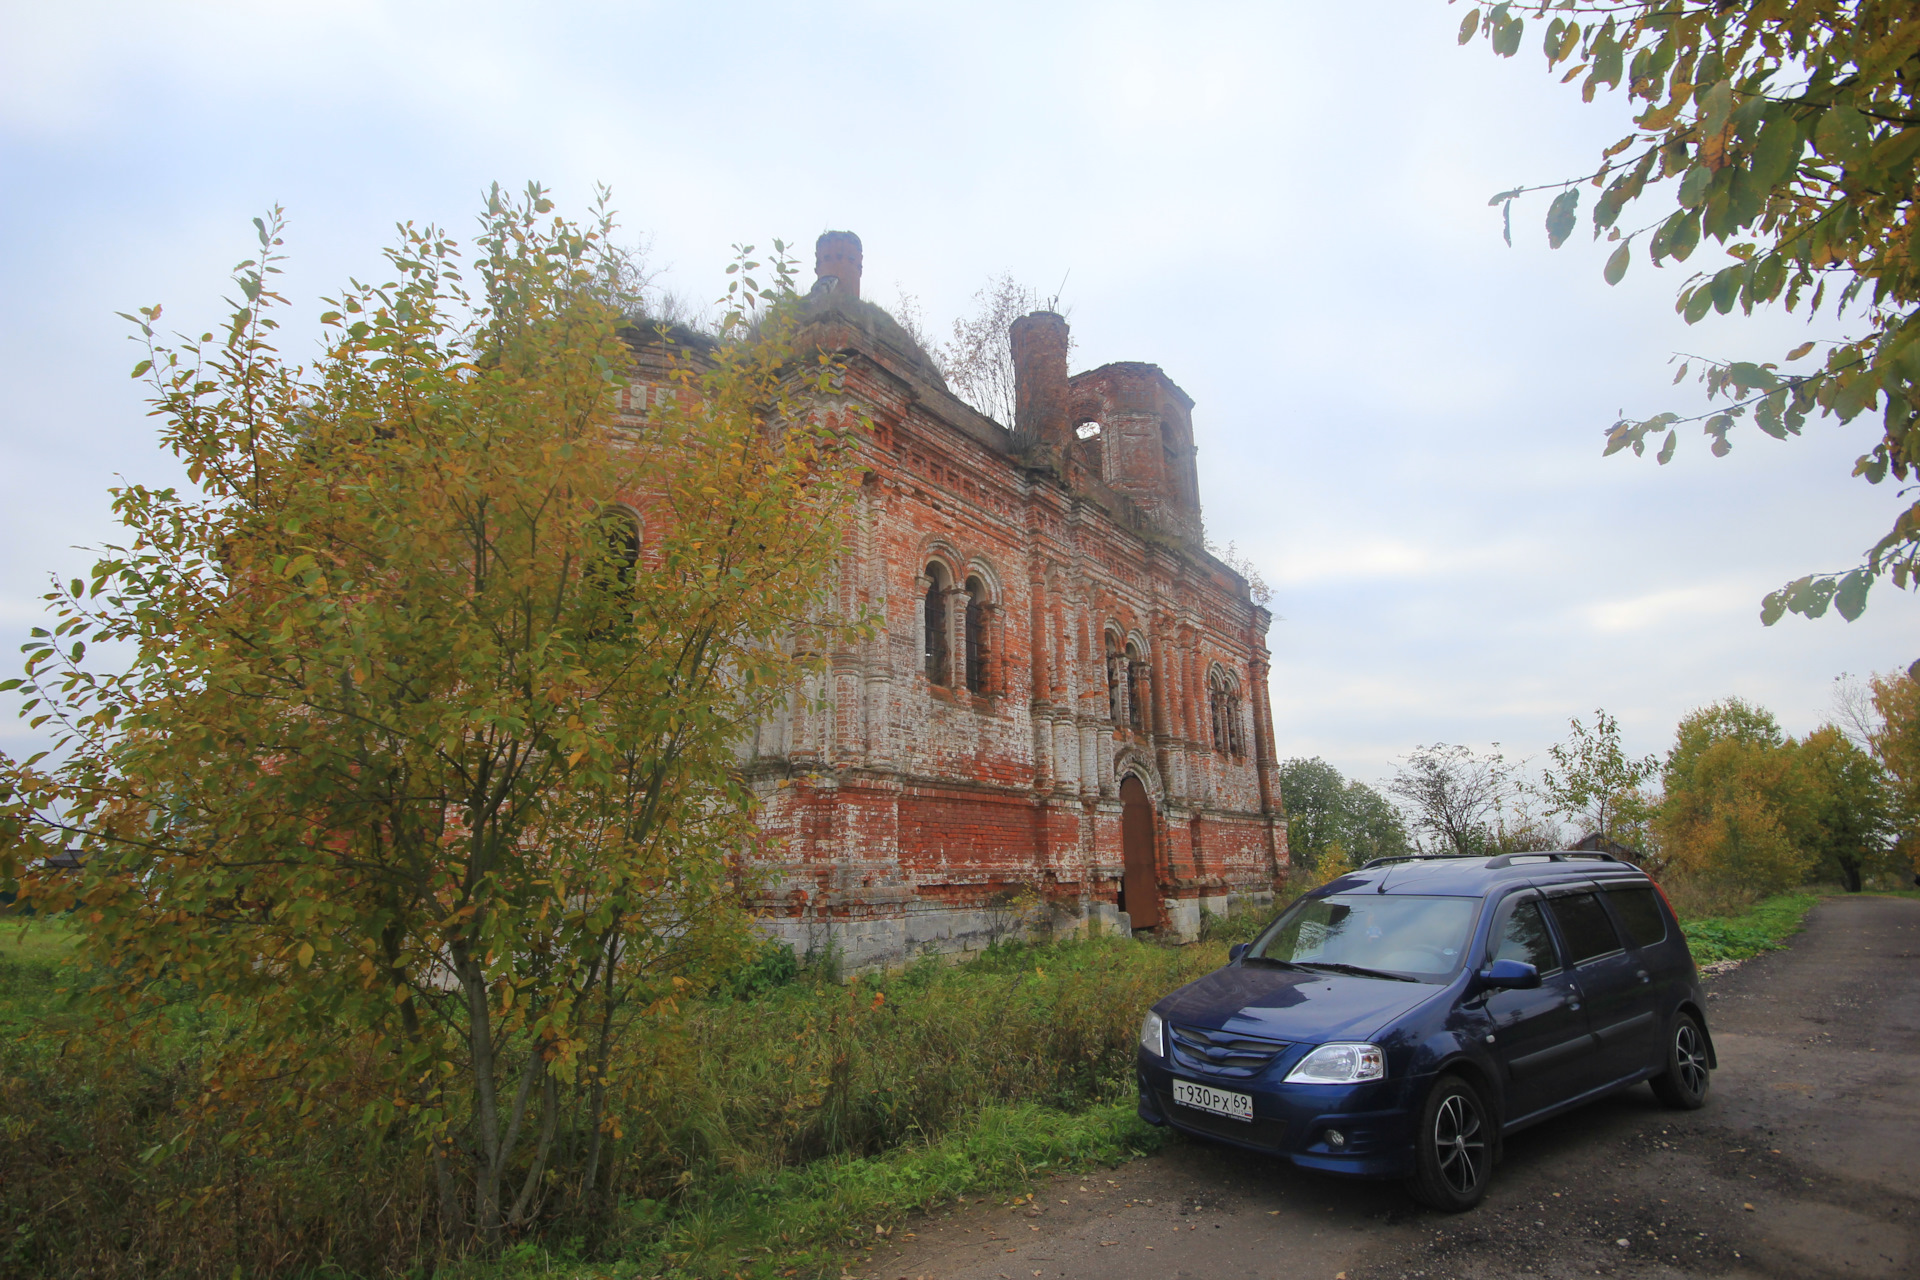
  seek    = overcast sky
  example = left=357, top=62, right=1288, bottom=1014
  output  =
left=3, top=0, right=1914, bottom=790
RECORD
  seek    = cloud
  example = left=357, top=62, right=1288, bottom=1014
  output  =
left=1580, top=583, right=1751, bottom=635
left=3, top=0, right=1918, bottom=790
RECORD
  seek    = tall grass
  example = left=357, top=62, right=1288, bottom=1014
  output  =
left=0, top=916, right=1243, bottom=1278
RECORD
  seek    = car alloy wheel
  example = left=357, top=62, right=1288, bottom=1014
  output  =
left=1407, top=1074, right=1492, bottom=1211
left=1675, top=1022, right=1708, bottom=1095
left=1433, top=1092, right=1484, bottom=1196
left=1652, top=1012, right=1711, bottom=1109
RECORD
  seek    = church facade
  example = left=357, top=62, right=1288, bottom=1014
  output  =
left=624, top=232, right=1287, bottom=972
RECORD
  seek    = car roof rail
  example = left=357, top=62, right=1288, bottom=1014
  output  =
left=1354, top=850, right=1633, bottom=873
left=1356, top=852, right=1495, bottom=870
left=1484, top=850, right=1626, bottom=869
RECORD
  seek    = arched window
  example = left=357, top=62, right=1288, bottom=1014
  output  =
left=1105, top=631, right=1125, bottom=723
left=1126, top=641, right=1148, bottom=734
left=604, top=508, right=640, bottom=587
left=963, top=575, right=989, bottom=694
left=585, top=507, right=641, bottom=637
left=923, top=562, right=951, bottom=685
left=1208, top=666, right=1244, bottom=756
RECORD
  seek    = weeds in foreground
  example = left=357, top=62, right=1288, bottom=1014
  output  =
left=0, top=921, right=1242, bottom=1279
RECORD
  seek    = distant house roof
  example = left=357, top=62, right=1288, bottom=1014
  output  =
left=41, top=850, right=85, bottom=870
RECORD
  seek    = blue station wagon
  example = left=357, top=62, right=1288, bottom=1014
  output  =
left=1136, top=851, right=1714, bottom=1210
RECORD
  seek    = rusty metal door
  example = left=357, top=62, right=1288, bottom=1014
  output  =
left=1119, top=774, right=1163, bottom=930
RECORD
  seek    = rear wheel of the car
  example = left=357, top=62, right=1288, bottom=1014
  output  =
left=1406, top=1074, right=1492, bottom=1212
left=1650, top=1012, right=1711, bottom=1109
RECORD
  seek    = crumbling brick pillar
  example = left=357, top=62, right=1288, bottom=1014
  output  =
left=815, top=231, right=862, bottom=299
left=1009, top=311, right=1070, bottom=450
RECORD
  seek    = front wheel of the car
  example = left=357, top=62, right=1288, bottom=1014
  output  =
left=1650, top=1012, right=1711, bottom=1110
left=1406, top=1074, right=1493, bottom=1212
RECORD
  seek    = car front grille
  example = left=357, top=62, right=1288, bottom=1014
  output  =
left=1168, top=1024, right=1290, bottom=1079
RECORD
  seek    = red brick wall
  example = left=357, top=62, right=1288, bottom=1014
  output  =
left=618, top=283, right=1287, bottom=969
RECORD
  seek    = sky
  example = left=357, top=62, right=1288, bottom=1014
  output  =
left=2, top=0, right=1915, bottom=791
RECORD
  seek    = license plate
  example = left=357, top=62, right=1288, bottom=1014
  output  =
left=1172, top=1078, right=1253, bottom=1122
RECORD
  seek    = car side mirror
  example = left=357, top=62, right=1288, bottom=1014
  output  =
left=1229, top=943, right=1250, bottom=963
left=1478, top=958, right=1541, bottom=990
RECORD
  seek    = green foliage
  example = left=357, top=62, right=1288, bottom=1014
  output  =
left=1679, top=891, right=1818, bottom=964
left=1663, top=696, right=1787, bottom=788
left=718, top=936, right=804, bottom=1002
left=1277, top=756, right=1410, bottom=867
left=1386, top=742, right=1542, bottom=855
left=594, top=1103, right=1163, bottom=1280
left=1870, top=668, right=1920, bottom=866
left=1539, top=709, right=1660, bottom=853
left=1461, top=1, right=1920, bottom=619
left=1795, top=725, right=1895, bottom=891
left=0, top=926, right=1225, bottom=1277
left=0, top=187, right=862, bottom=1252
left=1199, top=903, right=1274, bottom=945
left=1658, top=699, right=1814, bottom=894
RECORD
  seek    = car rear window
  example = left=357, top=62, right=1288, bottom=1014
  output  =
left=1604, top=886, right=1668, bottom=947
left=1547, top=892, right=1622, bottom=965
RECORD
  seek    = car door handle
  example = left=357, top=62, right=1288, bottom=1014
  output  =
left=1636, top=970, right=1651, bottom=984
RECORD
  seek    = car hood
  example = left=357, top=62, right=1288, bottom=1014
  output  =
left=1157, top=963, right=1443, bottom=1044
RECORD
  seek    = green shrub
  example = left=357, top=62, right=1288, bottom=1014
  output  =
left=1680, top=891, right=1818, bottom=964
left=0, top=925, right=1233, bottom=1278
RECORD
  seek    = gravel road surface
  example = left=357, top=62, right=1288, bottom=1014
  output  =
left=864, top=895, right=1919, bottom=1280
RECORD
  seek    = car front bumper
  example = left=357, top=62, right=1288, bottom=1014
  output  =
left=1137, top=1054, right=1421, bottom=1179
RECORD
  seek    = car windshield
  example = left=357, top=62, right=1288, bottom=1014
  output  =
left=1248, top=894, right=1480, bottom=981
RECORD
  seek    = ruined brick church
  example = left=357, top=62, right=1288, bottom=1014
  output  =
left=628, top=232, right=1286, bottom=971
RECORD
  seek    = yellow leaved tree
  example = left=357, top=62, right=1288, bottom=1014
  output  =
left=0, top=186, right=859, bottom=1251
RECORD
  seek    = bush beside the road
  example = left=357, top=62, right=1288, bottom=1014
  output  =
left=0, top=915, right=1218, bottom=1280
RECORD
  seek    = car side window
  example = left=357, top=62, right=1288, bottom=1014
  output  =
left=1547, top=892, right=1623, bottom=965
left=1488, top=896, right=1560, bottom=974
left=1604, top=886, right=1668, bottom=947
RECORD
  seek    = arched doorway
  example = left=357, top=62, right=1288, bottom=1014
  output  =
left=1118, top=774, right=1163, bottom=931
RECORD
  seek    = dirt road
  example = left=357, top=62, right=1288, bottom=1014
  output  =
left=864, top=895, right=1920, bottom=1280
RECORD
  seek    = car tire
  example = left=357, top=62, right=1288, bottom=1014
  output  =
left=1406, top=1073, right=1493, bottom=1212
left=1649, top=1011, right=1711, bottom=1110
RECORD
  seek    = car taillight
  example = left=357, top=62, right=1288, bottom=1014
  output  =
left=1650, top=878, right=1677, bottom=922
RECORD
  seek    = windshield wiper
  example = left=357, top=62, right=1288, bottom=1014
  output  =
left=1295, top=961, right=1421, bottom=983
left=1242, top=954, right=1310, bottom=971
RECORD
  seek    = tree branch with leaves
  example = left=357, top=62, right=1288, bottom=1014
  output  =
left=1461, top=0, right=1920, bottom=622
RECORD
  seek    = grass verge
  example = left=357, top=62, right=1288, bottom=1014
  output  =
left=489, top=1102, right=1167, bottom=1280
left=1679, top=890, right=1820, bottom=965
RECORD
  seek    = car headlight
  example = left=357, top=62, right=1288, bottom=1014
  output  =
left=1139, top=1010, right=1165, bottom=1057
left=1284, top=1042, right=1385, bottom=1084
